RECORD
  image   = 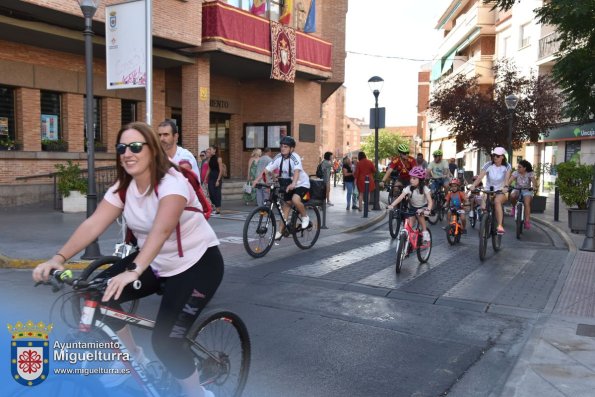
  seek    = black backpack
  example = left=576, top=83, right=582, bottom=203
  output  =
left=316, top=162, right=324, bottom=178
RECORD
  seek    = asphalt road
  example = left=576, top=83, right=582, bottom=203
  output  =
left=2, top=215, right=569, bottom=397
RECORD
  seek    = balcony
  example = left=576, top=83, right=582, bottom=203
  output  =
left=199, top=1, right=332, bottom=79
left=538, top=32, right=560, bottom=61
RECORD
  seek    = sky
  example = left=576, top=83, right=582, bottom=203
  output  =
left=344, top=0, right=447, bottom=127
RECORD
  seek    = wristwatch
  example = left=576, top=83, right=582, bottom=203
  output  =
left=126, top=262, right=141, bottom=276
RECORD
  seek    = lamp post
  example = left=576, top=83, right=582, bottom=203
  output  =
left=79, top=0, right=101, bottom=259
left=505, top=94, right=519, bottom=165
left=580, top=83, right=595, bottom=252
left=368, top=76, right=384, bottom=211
left=427, top=120, right=435, bottom=159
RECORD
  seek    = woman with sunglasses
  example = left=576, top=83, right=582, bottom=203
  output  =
left=32, top=122, right=221, bottom=397
left=469, top=147, right=512, bottom=235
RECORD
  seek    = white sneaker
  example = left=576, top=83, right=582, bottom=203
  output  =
left=422, top=231, right=431, bottom=242
left=301, top=215, right=310, bottom=229
left=201, top=386, right=215, bottom=397
left=275, top=231, right=283, bottom=240
left=98, top=346, right=151, bottom=387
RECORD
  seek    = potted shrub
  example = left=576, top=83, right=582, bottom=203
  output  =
left=42, top=138, right=68, bottom=152
left=531, top=162, right=551, bottom=213
left=0, top=137, right=17, bottom=151
left=55, top=160, right=87, bottom=213
left=84, top=140, right=107, bottom=152
left=556, top=161, right=594, bottom=233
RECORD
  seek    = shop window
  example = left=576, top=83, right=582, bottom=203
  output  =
left=565, top=141, right=581, bottom=162
left=0, top=85, right=16, bottom=148
left=121, top=100, right=137, bottom=126
left=83, top=96, right=102, bottom=143
left=244, top=122, right=290, bottom=149
left=40, top=91, right=62, bottom=142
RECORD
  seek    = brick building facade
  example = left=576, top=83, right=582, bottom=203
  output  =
left=0, top=0, right=347, bottom=206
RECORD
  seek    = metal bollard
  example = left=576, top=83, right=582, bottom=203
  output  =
left=554, top=186, right=560, bottom=222
left=363, top=176, right=370, bottom=218
left=580, top=167, right=595, bottom=252
left=321, top=201, right=328, bottom=229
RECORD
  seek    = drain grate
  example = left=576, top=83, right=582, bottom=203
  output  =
left=576, top=324, right=595, bottom=337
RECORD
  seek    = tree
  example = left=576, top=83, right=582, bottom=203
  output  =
left=487, top=0, right=595, bottom=120
left=360, top=129, right=410, bottom=164
left=430, top=60, right=563, bottom=153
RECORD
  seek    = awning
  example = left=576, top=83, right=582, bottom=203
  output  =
left=442, top=50, right=456, bottom=75
left=455, top=147, right=474, bottom=159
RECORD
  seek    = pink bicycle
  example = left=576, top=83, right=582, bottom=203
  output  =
left=394, top=208, right=433, bottom=274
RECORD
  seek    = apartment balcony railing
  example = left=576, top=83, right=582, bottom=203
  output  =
left=538, top=32, right=560, bottom=60
left=201, top=1, right=332, bottom=74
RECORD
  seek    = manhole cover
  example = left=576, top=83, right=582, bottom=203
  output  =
left=576, top=324, right=595, bottom=337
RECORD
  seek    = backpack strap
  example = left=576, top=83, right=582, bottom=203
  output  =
left=117, top=188, right=137, bottom=247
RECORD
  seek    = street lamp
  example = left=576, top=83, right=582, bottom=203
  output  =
left=505, top=94, right=519, bottom=164
left=79, top=0, right=101, bottom=259
left=368, top=75, right=384, bottom=211
left=427, top=120, right=435, bottom=159
left=580, top=83, right=595, bottom=252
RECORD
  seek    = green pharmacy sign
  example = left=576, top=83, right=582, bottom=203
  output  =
left=540, top=122, right=595, bottom=142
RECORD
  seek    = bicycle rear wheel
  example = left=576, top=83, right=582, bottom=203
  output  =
left=479, top=216, right=489, bottom=261
left=188, top=310, right=251, bottom=397
left=469, top=208, right=477, bottom=228
left=388, top=210, right=401, bottom=239
left=243, top=206, right=276, bottom=258
left=446, top=221, right=457, bottom=245
left=395, top=233, right=407, bottom=274
left=292, top=205, right=321, bottom=249
left=417, top=228, right=432, bottom=263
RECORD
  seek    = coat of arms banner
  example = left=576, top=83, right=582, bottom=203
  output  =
left=270, top=21, right=296, bottom=83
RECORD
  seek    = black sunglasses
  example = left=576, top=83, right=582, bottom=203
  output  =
left=116, top=142, right=147, bottom=155
left=493, top=154, right=503, bottom=158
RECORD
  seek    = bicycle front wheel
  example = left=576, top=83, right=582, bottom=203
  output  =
left=243, top=206, right=276, bottom=258
left=188, top=310, right=251, bottom=397
left=492, top=221, right=502, bottom=252
left=427, top=198, right=439, bottom=225
left=417, top=228, right=432, bottom=263
left=515, top=203, right=523, bottom=239
left=292, top=205, right=321, bottom=249
left=446, top=220, right=457, bottom=246
left=388, top=210, right=401, bottom=239
left=395, top=233, right=407, bottom=274
left=479, top=216, right=489, bottom=261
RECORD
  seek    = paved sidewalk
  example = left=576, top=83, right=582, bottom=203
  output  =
left=495, top=194, right=595, bottom=397
left=0, top=183, right=386, bottom=267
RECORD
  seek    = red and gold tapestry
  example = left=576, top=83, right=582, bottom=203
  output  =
left=270, top=21, right=296, bottom=83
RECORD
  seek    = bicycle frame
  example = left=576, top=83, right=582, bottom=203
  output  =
left=264, top=185, right=300, bottom=235
left=399, top=214, right=426, bottom=251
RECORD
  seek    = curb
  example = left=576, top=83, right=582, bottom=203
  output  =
left=531, top=216, right=577, bottom=253
left=343, top=210, right=387, bottom=233
left=0, top=254, right=89, bottom=270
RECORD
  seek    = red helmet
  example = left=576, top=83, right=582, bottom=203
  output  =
left=409, top=166, right=426, bottom=179
left=450, top=178, right=461, bottom=185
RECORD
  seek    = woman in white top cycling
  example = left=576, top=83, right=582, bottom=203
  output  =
left=387, top=166, right=433, bottom=242
left=470, top=147, right=512, bottom=235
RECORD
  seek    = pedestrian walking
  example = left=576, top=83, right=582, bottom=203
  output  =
left=157, top=120, right=200, bottom=179
left=205, top=145, right=223, bottom=215
left=243, top=148, right=260, bottom=205
left=322, top=152, right=334, bottom=206
left=254, top=147, right=273, bottom=206
left=353, top=151, right=376, bottom=211
left=342, top=156, right=355, bottom=210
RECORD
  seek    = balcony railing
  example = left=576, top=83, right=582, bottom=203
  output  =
left=538, top=32, right=560, bottom=60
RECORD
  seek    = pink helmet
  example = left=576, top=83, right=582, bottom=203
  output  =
left=409, top=166, right=426, bottom=179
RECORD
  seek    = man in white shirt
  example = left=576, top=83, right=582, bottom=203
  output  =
left=157, top=120, right=200, bottom=180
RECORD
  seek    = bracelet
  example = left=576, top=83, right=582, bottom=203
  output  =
left=55, top=253, right=67, bottom=262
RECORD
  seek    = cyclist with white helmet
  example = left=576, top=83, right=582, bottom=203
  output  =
left=387, top=166, right=433, bottom=242
left=256, top=136, right=310, bottom=240
left=381, top=143, right=416, bottom=187
left=427, top=149, right=451, bottom=193
left=469, top=147, right=512, bottom=235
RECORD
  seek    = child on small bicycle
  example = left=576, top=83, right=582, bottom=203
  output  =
left=445, top=178, right=468, bottom=234
left=507, top=159, right=536, bottom=229
left=467, top=176, right=484, bottom=218
left=387, top=166, right=433, bottom=242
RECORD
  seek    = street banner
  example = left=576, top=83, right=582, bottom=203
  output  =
left=270, top=21, right=296, bottom=83
left=106, top=0, right=146, bottom=89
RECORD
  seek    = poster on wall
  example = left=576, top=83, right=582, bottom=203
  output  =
left=41, top=114, right=59, bottom=140
left=106, top=0, right=147, bottom=89
left=0, top=117, right=8, bottom=136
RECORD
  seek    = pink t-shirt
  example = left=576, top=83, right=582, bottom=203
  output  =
left=104, top=169, right=219, bottom=277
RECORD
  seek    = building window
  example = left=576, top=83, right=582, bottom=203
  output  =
left=40, top=91, right=62, bottom=141
left=519, top=23, right=531, bottom=49
left=226, top=0, right=251, bottom=11
left=84, top=96, right=101, bottom=142
left=0, top=85, right=16, bottom=145
left=244, top=122, right=290, bottom=149
left=565, top=141, right=581, bottom=162
left=268, top=0, right=282, bottom=21
left=502, top=36, right=511, bottom=58
left=121, top=100, right=137, bottom=125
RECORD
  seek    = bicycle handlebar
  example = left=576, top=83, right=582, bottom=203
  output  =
left=35, top=269, right=141, bottom=293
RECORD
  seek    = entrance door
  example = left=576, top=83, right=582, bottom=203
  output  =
left=209, top=113, right=230, bottom=178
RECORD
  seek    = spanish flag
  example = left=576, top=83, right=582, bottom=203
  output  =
left=279, top=0, right=292, bottom=25
left=250, top=0, right=266, bottom=17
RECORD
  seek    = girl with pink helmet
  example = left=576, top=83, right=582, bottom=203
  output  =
left=387, top=166, right=434, bottom=242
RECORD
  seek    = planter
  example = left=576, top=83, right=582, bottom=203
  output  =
left=568, top=208, right=588, bottom=234
left=42, top=142, right=68, bottom=152
left=531, top=195, right=547, bottom=213
left=62, top=191, right=87, bottom=213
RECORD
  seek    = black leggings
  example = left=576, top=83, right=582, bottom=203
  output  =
left=97, top=246, right=224, bottom=379
left=208, top=174, right=222, bottom=208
